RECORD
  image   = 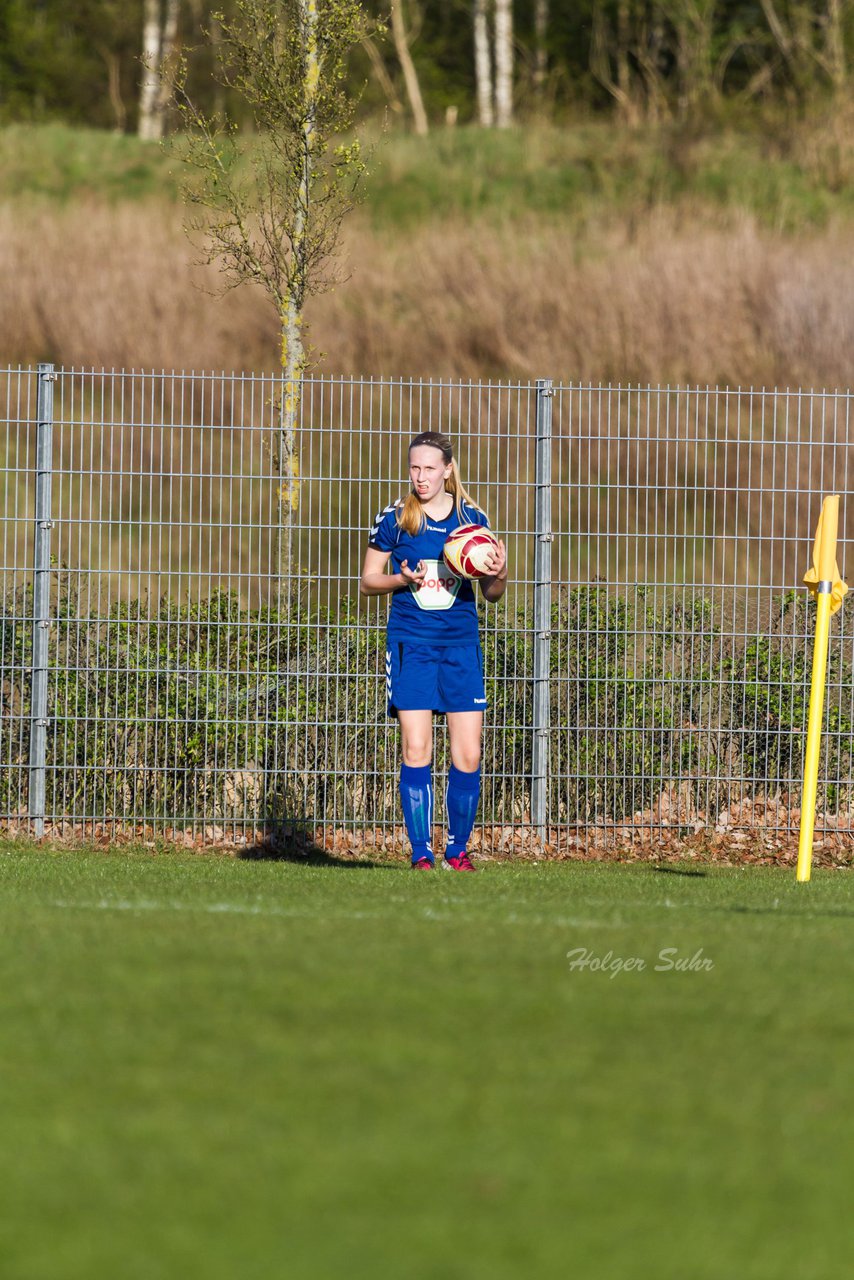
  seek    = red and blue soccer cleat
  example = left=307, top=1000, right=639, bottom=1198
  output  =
left=442, top=851, right=476, bottom=872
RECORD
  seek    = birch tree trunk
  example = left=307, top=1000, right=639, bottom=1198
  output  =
left=494, top=0, right=513, bottom=128
left=391, top=0, right=429, bottom=135
left=138, top=0, right=180, bottom=141
left=138, top=0, right=162, bottom=140
left=474, top=0, right=494, bottom=126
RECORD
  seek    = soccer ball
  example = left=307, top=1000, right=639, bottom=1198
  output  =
left=443, top=524, right=499, bottom=580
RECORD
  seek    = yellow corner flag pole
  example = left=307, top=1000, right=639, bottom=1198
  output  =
left=797, top=495, right=847, bottom=882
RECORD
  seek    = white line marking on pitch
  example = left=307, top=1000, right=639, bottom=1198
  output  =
left=46, top=899, right=625, bottom=929
left=49, top=898, right=386, bottom=921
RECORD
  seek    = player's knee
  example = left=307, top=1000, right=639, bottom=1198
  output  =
left=454, top=748, right=481, bottom=772
left=401, top=739, right=432, bottom=767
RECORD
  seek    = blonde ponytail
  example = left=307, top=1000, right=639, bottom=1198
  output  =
left=398, top=490, right=426, bottom=535
left=446, top=458, right=483, bottom=525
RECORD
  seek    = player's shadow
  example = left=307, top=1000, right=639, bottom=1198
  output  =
left=237, top=823, right=383, bottom=869
left=651, top=865, right=708, bottom=878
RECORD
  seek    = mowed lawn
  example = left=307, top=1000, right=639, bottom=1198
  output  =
left=2, top=847, right=853, bottom=1280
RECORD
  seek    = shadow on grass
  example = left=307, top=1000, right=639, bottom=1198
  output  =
left=238, top=824, right=386, bottom=870
left=720, top=901, right=854, bottom=919
left=651, top=866, right=709, bottom=878
left=646, top=878, right=854, bottom=919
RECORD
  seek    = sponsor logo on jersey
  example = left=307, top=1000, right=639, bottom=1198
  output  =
left=411, top=559, right=462, bottom=611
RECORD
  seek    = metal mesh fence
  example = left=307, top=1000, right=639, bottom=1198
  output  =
left=2, top=364, right=852, bottom=852
left=549, top=384, right=853, bottom=850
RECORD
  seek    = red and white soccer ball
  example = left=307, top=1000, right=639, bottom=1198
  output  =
left=443, top=524, right=499, bottom=580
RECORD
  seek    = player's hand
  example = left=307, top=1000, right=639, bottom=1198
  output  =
left=483, top=539, right=507, bottom=580
left=399, top=558, right=427, bottom=586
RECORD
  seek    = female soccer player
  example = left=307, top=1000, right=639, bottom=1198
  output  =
left=360, top=431, right=507, bottom=870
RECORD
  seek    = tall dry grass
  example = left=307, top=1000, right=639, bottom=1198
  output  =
left=1, top=199, right=853, bottom=389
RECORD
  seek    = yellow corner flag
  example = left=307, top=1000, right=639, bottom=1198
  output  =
left=797, top=495, right=847, bottom=882
left=803, top=496, right=848, bottom=615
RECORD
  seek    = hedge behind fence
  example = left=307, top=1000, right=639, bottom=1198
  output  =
left=2, top=581, right=849, bottom=830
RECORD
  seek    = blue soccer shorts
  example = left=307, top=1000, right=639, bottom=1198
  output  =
left=386, top=642, right=487, bottom=717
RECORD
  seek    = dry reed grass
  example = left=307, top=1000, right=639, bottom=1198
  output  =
left=1, top=198, right=853, bottom=389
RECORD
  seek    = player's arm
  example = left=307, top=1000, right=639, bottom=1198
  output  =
left=479, top=539, right=508, bottom=602
left=360, top=546, right=427, bottom=596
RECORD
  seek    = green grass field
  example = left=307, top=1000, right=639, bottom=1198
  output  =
left=2, top=845, right=853, bottom=1279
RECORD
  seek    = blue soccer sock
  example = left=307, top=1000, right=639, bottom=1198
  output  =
left=445, top=764, right=481, bottom=859
left=399, top=763, right=434, bottom=864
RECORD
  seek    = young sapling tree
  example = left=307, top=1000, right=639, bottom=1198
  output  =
left=172, top=0, right=373, bottom=590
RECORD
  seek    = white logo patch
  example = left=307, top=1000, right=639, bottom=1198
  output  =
left=411, top=559, right=462, bottom=611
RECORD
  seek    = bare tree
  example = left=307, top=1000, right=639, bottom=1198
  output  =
left=591, top=0, right=641, bottom=124
left=390, top=0, right=429, bottom=134
left=633, top=3, right=669, bottom=121
left=100, top=44, right=127, bottom=132
left=661, top=0, right=718, bottom=117
left=760, top=0, right=849, bottom=95
left=362, top=32, right=405, bottom=117
left=825, top=0, right=847, bottom=90
left=533, top=0, right=549, bottom=92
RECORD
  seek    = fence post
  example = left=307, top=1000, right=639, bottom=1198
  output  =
left=532, top=378, right=553, bottom=840
left=29, top=363, right=55, bottom=838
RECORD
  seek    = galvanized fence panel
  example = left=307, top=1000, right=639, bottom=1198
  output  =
left=1, top=367, right=38, bottom=827
left=550, top=383, right=854, bottom=847
left=1, top=366, right=852, bottom=851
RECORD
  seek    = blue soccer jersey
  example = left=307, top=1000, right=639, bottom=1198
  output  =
left=369, top=498, right=490, bottom=645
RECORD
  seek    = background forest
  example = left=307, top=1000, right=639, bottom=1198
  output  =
left=1, top=0, right=853, bottom=385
